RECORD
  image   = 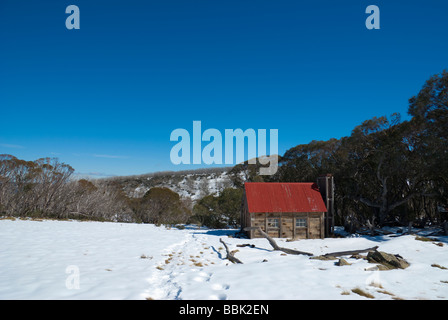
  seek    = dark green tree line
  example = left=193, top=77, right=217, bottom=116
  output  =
left=267, top=70, right=448, bottom=230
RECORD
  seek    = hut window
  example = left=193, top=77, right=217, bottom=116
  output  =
left=267, top=218, right=279, bottom=229
left=296, top=218, right=307, bottom=228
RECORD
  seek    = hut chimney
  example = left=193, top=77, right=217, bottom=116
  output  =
left=317, top=174, right=334, bottom=237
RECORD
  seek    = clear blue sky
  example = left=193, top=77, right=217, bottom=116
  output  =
left=1, top=0, right=447, bottom=177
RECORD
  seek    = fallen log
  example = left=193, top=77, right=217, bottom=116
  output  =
left=243, top=227, right=313, bottom=256
left=219, top=238, right=243, bottom=264
left=321, top=246, right=379, bottom=258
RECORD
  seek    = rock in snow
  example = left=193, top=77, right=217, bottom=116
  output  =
left=367, top=251, right=410, bottom=270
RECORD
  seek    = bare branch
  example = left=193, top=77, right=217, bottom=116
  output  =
left=244, top=227, right=313, bottom=256
left=219, top=238, right=243, bottom=264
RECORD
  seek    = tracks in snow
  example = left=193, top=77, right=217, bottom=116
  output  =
left=144, top=230, right=231, bottom=300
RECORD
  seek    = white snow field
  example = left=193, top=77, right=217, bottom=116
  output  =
left=1, top=218, right=447, bottom=300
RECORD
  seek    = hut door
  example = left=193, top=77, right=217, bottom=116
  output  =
left=308, top=217, right=321, bottom=239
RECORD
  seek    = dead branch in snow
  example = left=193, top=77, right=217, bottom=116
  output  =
left=219, top=238, right=243, bottom=264
left=321, top=246, right=379, bottom=258
left=244, top=227, right=380, bottom=259
left=243, top=227, right=314, bottom=256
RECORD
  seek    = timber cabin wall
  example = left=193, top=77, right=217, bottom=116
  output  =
left=249, top=212, right=324, bottom=239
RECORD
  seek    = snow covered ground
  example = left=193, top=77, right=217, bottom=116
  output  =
left=1, top=218, right=447, bottom=300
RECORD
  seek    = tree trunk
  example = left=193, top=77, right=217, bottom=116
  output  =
left=366, top=218, right=376, bottom=236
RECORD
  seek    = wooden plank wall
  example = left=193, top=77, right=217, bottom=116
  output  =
left=248, top=212, right=324, bottom=239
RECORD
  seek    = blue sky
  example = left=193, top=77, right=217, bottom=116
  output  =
left=1, top=0, right=447, bottom=177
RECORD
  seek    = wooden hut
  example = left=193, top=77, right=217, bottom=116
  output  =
left=241, top=182, right=327, bottom=239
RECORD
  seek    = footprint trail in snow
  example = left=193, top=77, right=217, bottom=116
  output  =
left=144, top=230, right=231, bottom=300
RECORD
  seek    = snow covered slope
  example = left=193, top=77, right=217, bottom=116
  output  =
left=1, top=219, right=447, bottom=300
left=108, top=168, right=235, bottom=201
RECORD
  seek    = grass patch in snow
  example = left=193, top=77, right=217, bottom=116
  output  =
left=0, top=216, right=16, bottom=221
left=415, top=235, right=434, bottom=242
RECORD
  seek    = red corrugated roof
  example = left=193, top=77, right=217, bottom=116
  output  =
left=244, top=182, right=327, bottom=213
